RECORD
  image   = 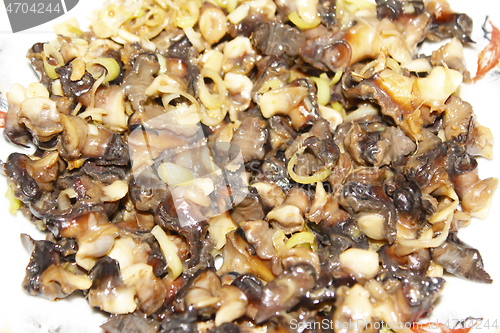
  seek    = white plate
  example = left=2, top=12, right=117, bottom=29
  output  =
left=0, top=1, right=499, bottom=332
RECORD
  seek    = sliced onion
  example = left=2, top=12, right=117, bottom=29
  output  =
left=331, top=101, right=346, bottom=118
left=214, top=0, right=237, bottom=12
left=288, top=11, right=321, bottom=30
left=201, top=50, right=224, bottom=73
left=88, top=74, right=106, bottom=110
left=257, top=77, right=284, bottom=94
left=117, top=28, right=141, bottom=43
left=145, top=6, right=166, bottom=27
left=343, top=104, right=378, bottom=122
left=311, top=77, right=330, bottom=106
left=5, top=185, right=21, bottom=216
left=398, top=200, right=457, bottom=249
left=176, top=1, right=199, bottom=28
left=145, top=74, right=185, bottom=96
left=386, top=57, right=401, bottom=74
left=199, top=104, right=227, bottom=126
left=144, top=78, right=200, bottom=111
left=198, top=67, right=226, bottom=110
left=286, top=231, right=317, bottom=250
left=86, top=57, right=121, bottom=82
left=43, top=43, right=65, bottom=79
left=183, top=27, right=206, bottom=52
left=328, top=70, right=343, bottom=86
left=287, top=146, right=332, bottom=184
